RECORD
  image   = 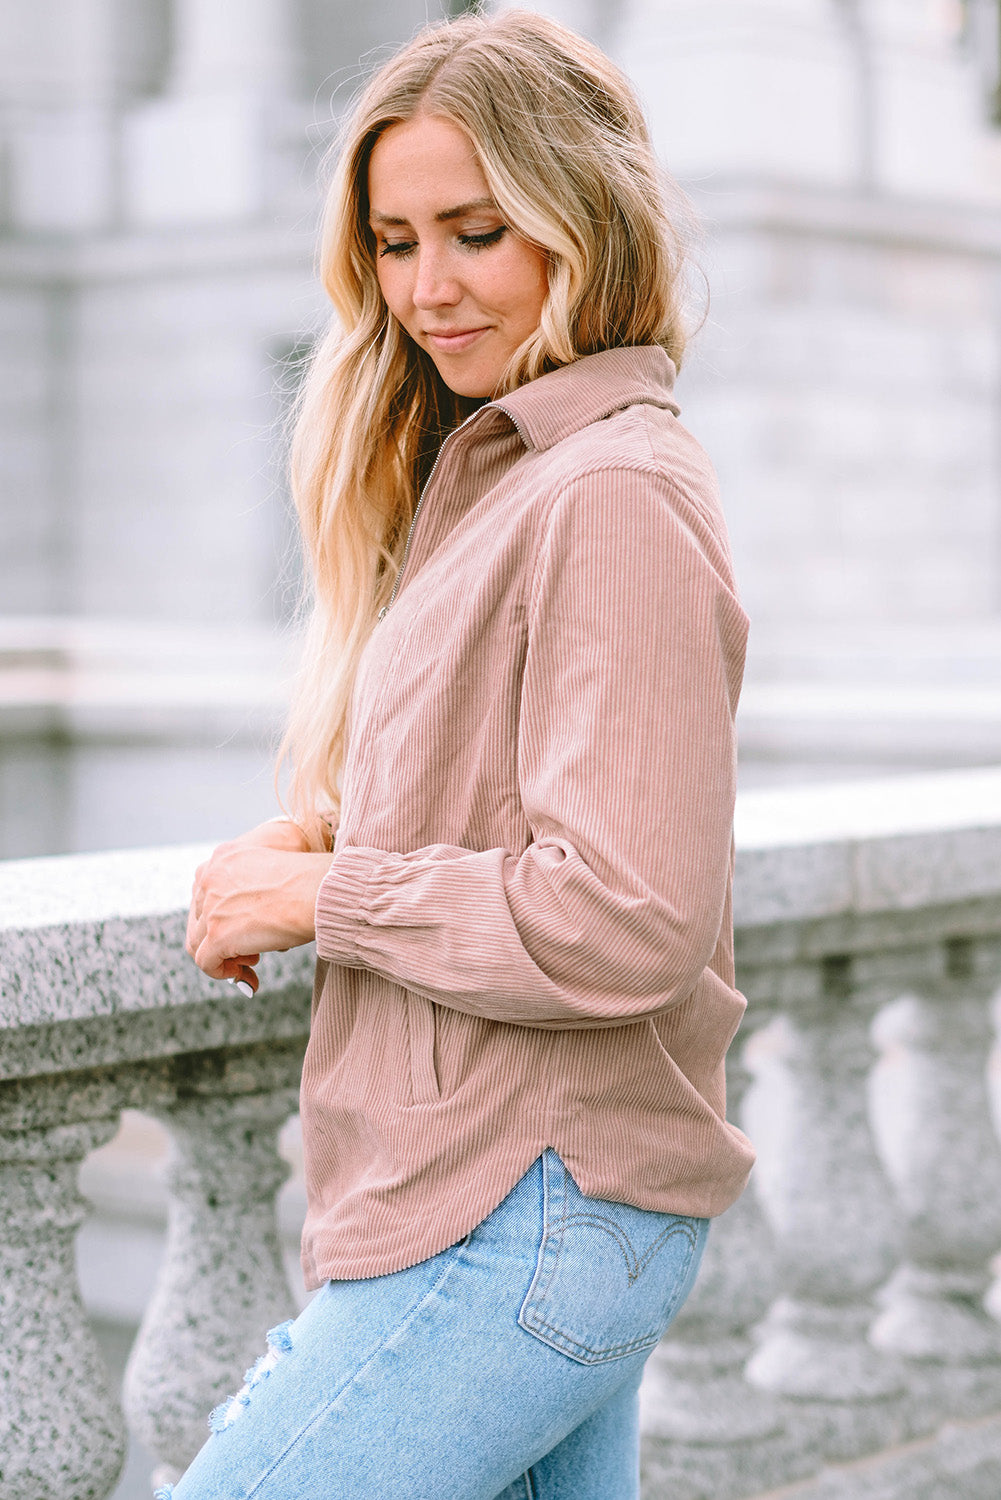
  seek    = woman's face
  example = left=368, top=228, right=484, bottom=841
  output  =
left=367, top=114, right=549, bottom=399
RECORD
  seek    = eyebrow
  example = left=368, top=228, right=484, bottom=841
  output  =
left=369, top=198, right=498, bottom=227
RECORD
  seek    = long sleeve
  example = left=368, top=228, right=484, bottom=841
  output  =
left=314, top=463, right=747, bottom=1030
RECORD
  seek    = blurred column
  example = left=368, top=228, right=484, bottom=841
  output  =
left=863, top=0, right=997, bottom=202
left=489, top=0, right=618, bottom=46
left=641, top=1038, right=792, bottom=1500
left=3, top=0, right=168, bottom=232
left=170, top=0, right=296, bottom=95
left=613, top=0, right=859, bottom=187
left=123, top=0, right=302, bottom=225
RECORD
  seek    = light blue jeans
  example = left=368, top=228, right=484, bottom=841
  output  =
left=159, top=1149, right=708, bottom=1500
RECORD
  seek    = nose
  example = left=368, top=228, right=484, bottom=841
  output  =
left=412, top=247, right=461, bottom=310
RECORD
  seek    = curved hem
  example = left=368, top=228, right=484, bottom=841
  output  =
left=300, top=1134, right=753, bottom=1289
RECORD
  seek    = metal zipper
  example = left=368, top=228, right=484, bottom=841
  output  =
left=377, top=406, right=485, bottom=622
left=502, top=408, right=531, bottom=453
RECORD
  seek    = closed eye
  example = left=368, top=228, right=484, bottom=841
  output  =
left=376, top=225, right=507, bottom=259
left=458, top=226, right=507, bottom=250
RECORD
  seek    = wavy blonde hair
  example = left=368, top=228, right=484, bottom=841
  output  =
left=280, top=8, right=696, bottom=845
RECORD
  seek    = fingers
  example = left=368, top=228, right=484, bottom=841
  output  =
left=192, top=930, right=255, bottom=981
left=185, top=895, right=203, bottom=961
left=225, top=958, right=260, bottom=997
left=222, top=954, right=261, bottom=984
left=187, top=848, right=263, bottom=998
left=185, top=842, right=325, bottom=983
left=186, top=852, right=244, bottom=973
left=186, top=861, right=209, bottom=959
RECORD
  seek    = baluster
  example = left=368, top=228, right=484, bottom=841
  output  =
left=743, top=955, right=904, bottom=1462
left=641, top=1032, right=794, bottom=1500
left=123, top=1073, right=299, bottom=1490
left=987, top=985, right=1001, bottom=1319
left=869, top=937, right=1001, bottom=1426
left=0, top=1112, right=126, bottom=1500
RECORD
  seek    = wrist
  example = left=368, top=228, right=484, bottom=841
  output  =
left=294, top=852, right=335, bottom=943
left=269, top=814, right=333, bottom=853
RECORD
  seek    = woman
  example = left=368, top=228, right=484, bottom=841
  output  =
left=179, top=10, right=754, bottom=1498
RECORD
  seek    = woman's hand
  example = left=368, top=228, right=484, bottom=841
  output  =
left=186, top=830, right=334, bottom=994
left=224, top=816, right=317, bottom=855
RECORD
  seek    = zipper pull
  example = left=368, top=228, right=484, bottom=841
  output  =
left=377, top=605, right=388, bottom=622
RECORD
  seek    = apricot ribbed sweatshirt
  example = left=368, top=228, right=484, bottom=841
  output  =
left=302, top=345, right=755, bottom=1285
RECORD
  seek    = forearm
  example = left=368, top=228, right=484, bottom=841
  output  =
left=314, top=830, right=729, bottom=1031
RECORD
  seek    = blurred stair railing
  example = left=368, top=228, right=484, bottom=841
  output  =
left=6, top=769, right=1001, bottom=1499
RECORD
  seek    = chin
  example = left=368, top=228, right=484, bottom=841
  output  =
left=449, top=382, right=494, bottom=400
left=432, top=366, right=495, bottom=401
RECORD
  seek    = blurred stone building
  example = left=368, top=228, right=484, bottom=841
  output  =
left=0, top=0, right=470, bottom=856
left=2, top=0, right=1001, bottom=854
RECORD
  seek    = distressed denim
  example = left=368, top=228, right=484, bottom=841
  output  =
left=160, top=1150, right=708, bottom=1500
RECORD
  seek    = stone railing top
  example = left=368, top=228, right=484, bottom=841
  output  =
left=733, top=765, right=1001, bottom=928
left=3, top=766, right=1001, bottom=1061
left=0, top=843, right=315, bottom=1079
left=0, top=842, right=210, bottom=935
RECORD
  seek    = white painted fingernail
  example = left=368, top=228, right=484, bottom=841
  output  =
left=225, top=977, right=236, bottom=986
left=235, top=980, right=254, bottom=998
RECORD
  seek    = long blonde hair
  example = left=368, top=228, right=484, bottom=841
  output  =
left=280, top=8, right=696, bottom=844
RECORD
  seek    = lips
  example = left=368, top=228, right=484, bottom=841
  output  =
left=423, top=327, right=491, bottom=353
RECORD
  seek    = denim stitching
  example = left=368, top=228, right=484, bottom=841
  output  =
left=522, top=1151, right=566, bottom=1311
left=540, top=1155, right=569, bottom=1303
left=522, top=1230, right=702, bottom=1360
left=519, top=1156, right=704, bottom=1361
left=520, top=1312, right=660, bottom=1360
left=528, top=1230, right=702, bottom=1362
left=242, top=1236, right=471, bottom=1497
left=549, top=1211, right=699, bottom=1284
left=538, top=1157, right=700, bottom=1288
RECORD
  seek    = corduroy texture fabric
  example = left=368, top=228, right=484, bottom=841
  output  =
left=302, top=345, right=755, bottom=1285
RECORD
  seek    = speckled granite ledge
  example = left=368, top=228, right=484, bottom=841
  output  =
left=0, top=842, right=314, bottom=1081
left=4, top=770, right=1001, bottom=1499
left=734, top=765, right=1001, bottom=926
left=4, top=767, right=1001, bottom=1072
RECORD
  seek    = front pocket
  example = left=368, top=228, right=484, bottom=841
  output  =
left=406, top=996, right=441, bottom=1105
left=518, top=1151, right=708, bottom=1365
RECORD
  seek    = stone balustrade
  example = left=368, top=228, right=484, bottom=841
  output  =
left=5, top=768, right=1001, bottom=1499
left=0, top=846, right=314, bottom=1498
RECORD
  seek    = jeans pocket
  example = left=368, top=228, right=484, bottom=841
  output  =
left=517, top=1150, right=708, bottom=1365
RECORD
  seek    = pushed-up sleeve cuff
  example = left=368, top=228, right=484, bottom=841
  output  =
left=314, top=845, right=379, bottom=965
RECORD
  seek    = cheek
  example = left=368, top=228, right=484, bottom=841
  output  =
left=489, top=252, right=549, bottom=330
left=375, top=260, right=409, bottom=323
